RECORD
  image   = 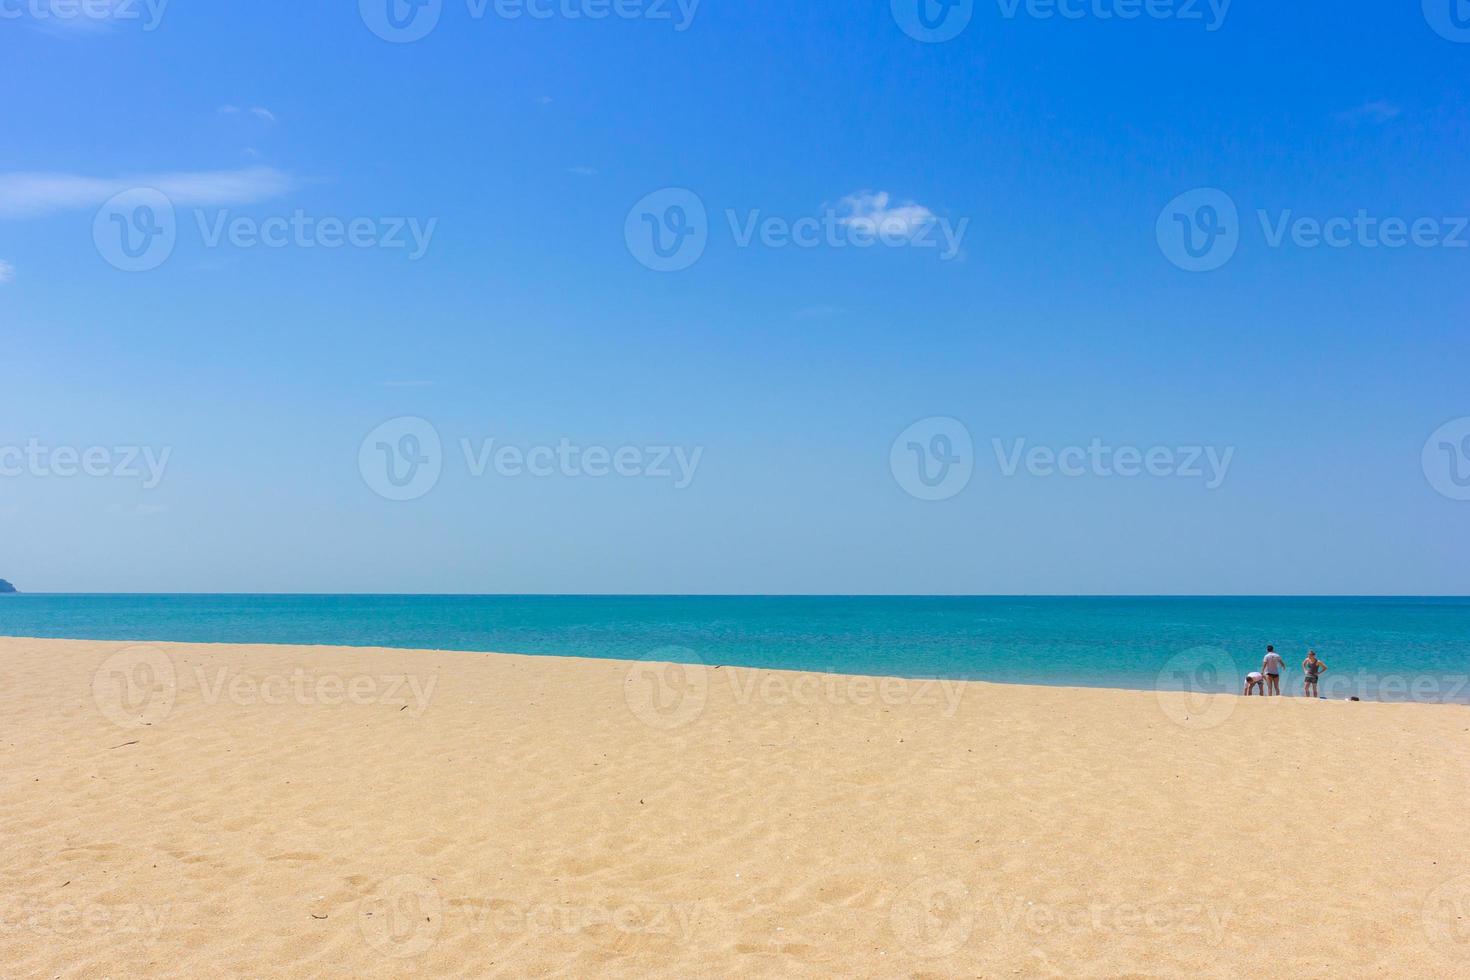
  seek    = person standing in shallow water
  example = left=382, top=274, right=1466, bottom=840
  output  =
left=1302, top=650, right=1326, bottom=698
left=1262, top=645, right=1285, bottom=696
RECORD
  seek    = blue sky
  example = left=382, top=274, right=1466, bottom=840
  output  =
left=1, top=0, right=1467, bottom=594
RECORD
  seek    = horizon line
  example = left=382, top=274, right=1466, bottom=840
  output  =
left=4, top=592, right=1469, bottom=600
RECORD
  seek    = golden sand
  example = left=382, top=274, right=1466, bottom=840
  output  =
left=2, top=636, right=1468, bottom=978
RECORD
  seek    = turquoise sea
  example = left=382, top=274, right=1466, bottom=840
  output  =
left=3, top=594, right=1468, bottom=702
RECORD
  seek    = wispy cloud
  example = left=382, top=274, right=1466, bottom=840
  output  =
left=0, top=167, right=296, bottom=218
left=565, top=166, right=598, bottom=177
left=1334, top=99, right=1402, bottom=125
left=0, top=260, right=13, bottom=284
left=535, top=95, right=554, bottom=106
left=834, top=190, right=936, bottom=240
left=380, top=380, right=436, bottom=389
left=219, top=105, right=277, bottom=124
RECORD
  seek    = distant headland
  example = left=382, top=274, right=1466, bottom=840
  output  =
left=0, top=579, right=17, bottom=594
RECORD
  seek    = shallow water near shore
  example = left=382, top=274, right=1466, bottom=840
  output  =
left=3, top=594, right=1468, bottom=702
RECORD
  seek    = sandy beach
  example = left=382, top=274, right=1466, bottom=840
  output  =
left=2, top=635, right=1468, bottom=978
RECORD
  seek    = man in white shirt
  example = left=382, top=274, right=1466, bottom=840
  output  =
left=1262, top=645, right=1286, bottom=696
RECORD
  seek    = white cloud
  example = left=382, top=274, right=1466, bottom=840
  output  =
left=835, top=190, right=936, bottom=240
left=219, top=105, right=276, bottom=124
left=0, top=260, right=13, bottom=284
left=565, top=166, right=598, bottom=177
left=0, top=167, right=297, bottom=218
left=1335, top=100, right=1402, bottom=125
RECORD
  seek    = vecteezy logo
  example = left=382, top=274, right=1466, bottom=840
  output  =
left=623, top=646, right=709, bottom=730
left=1423, top=874, right=1470, bottom=962
left=358, top=875, right=443, bottom=958
left=1155, top=646, right=1239, bottom=730
left=93, top=645, right=177, bottom=729
left=889, top=877, right=973, bottom=957
left=359, top=417, right=443, bottom=501
left=890, top=417, right=974, bottom=501
left=1424, top=0, right=1470, bottom=42
left=1423, top=417, right=1470, bottom=501
left=891, top=0, right=973, bottom=42
left=1156, top=188, right=1239, bottom=272
left=624, top=188, right=708, bottom=272
left=93, top=188, right=177, bottom=272
left=360, top=0, right=443, bottom=42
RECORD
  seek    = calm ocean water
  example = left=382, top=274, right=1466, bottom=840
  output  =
left=3, top=594, right=1468, bottom=701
